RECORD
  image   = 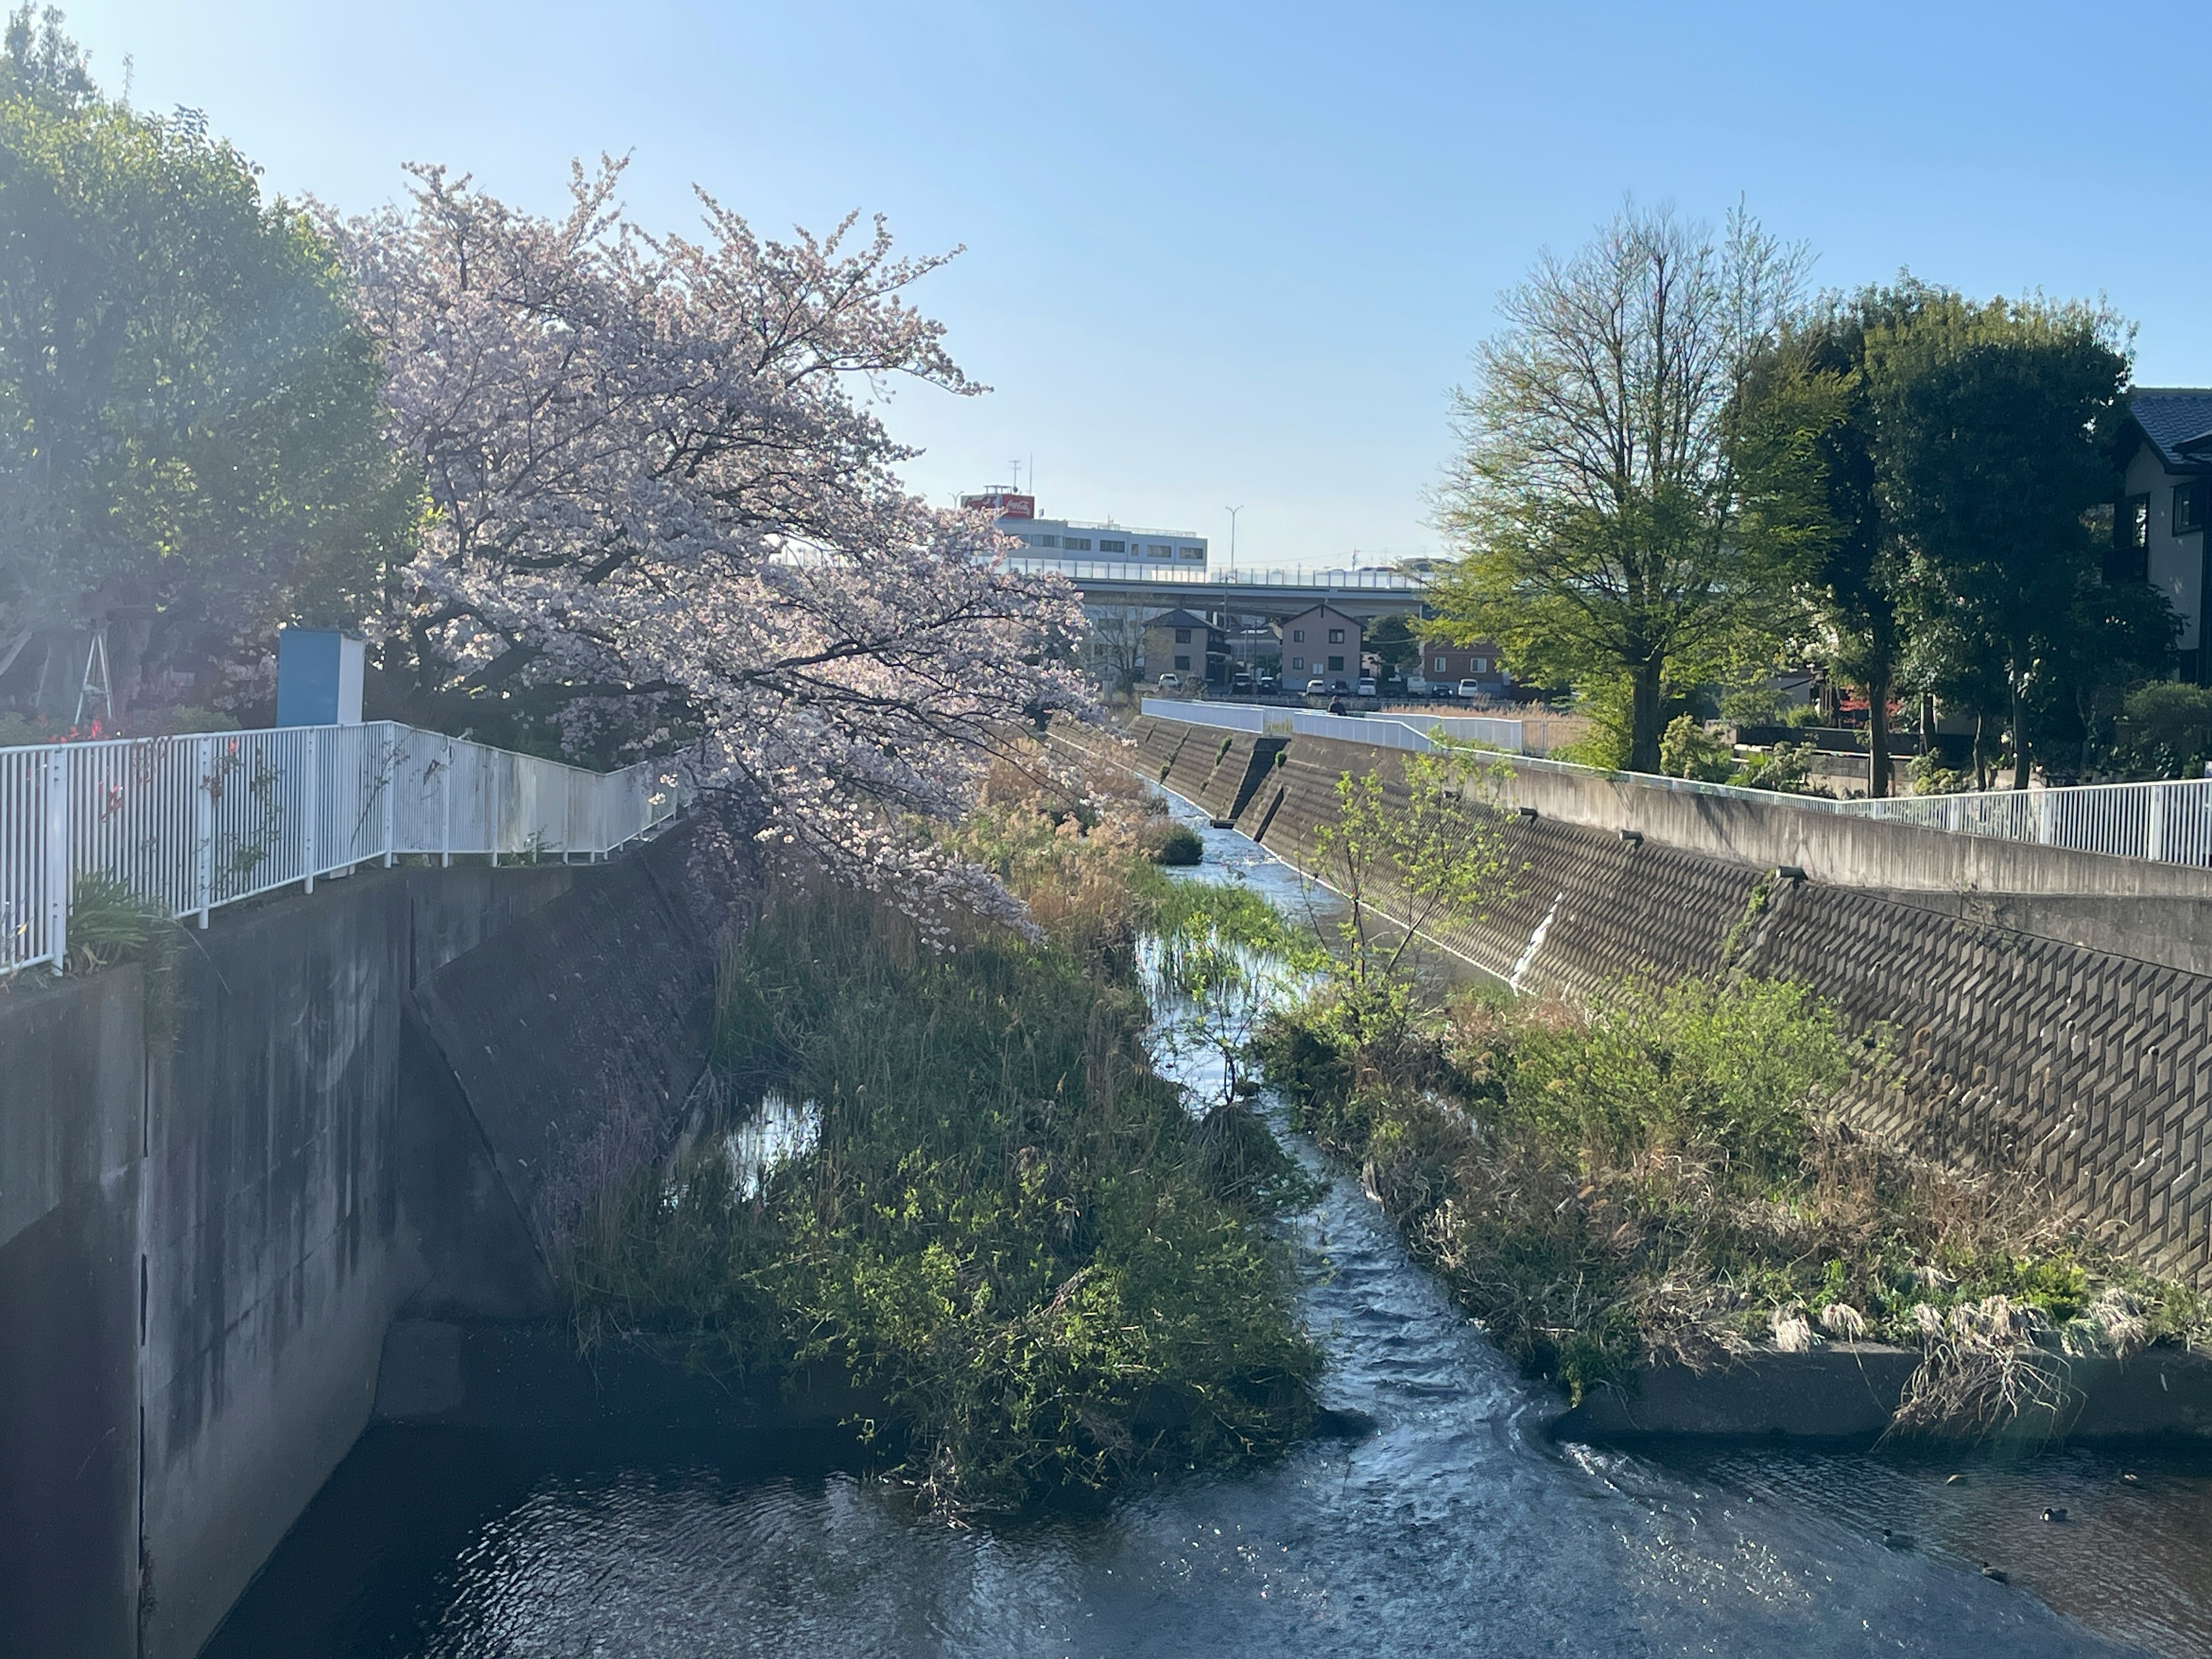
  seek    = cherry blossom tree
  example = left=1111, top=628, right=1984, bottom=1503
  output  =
left=324, top=160, right=1092, bottom=922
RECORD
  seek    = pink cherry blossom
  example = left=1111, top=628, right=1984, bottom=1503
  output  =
left=323, top=160, right=1094, bottom=926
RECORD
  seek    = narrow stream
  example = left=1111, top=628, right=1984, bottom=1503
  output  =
left=209, top=800, right=2209, bottom=1658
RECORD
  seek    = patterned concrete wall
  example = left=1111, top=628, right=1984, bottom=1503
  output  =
left=1119, top=717, right=2212, bottom=1291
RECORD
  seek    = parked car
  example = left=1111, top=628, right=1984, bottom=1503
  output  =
left=1456, top=678, right=1483, bottom=699
left=1356, top=677, right=1377, bottom=697
left=1157, top=672, right=1182, bottom=690
left=1231, top=671, right=1255, bottom=693
left=1255, top=672, right=1278, bottom=692
left=1304, top=677, right=1327, bottom=695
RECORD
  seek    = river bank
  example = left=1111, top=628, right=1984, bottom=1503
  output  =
left=202, top=792, right=2212, bottom=1658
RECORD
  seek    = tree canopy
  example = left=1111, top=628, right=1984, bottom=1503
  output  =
left=0, top=6, right=416, bottom=722
left=324, top=161, right=1089, bottom=921
left=1869, top=292, right=2149, bottom=787
left=1429, top=203, right=1812, bottom=772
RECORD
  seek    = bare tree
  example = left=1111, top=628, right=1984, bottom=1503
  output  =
left=1431, top=203, right=1812, bottom=772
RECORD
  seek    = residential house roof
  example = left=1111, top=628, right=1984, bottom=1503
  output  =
left=2126, top=389, right=2212, bottom=470
left=1144, top=608, right=1215, bottom=631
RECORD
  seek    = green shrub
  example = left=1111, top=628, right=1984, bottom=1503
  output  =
left=1142, top=820, right=1204, bottom=865
left=565, top=881, right=1319, bottom=1514
left=1736, top=740, right=1815, bottom=793
left=1658, top=715, right=1736, bottom=783
left=2115, top=680, right=2212, bottom=777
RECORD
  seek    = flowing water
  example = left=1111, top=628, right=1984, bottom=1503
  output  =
left=209, top=799, right=2212, bottom=1658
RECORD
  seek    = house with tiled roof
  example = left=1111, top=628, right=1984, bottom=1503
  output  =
left=2115, top=389, right=2212, bottom=679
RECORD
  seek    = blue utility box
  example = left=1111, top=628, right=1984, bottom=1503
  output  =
left=275, top=628, right=366, bottom=726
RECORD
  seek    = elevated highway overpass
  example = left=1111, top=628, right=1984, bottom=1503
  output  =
left=1008, top=556, right=1430, bottom=619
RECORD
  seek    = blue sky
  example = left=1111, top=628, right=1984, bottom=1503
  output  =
left=66, top=1, right=2212, bottom=567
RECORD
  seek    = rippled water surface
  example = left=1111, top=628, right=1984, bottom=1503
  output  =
left=211, top=796, right=2211, bottom=1658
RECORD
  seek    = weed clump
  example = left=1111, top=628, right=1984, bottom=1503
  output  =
left=1260, top=974, right=2208, bottom=1421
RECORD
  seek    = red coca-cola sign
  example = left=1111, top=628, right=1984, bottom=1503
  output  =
left=961, top=491, right=1035, bottom=520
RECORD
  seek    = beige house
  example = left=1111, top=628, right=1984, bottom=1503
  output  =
left=1277, top=604, right=1362, bottom=687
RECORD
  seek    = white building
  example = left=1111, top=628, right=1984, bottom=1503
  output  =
left=960, top=488, right=1207, bottom=572
left=2116, top=391, right=2212, bottom=681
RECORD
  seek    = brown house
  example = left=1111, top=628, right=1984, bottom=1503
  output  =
left=1277, top=604, right=1362, bottom=687
left=1141, top=608, right=1227, bottom=685
left=1415, top=639, right=1508, bottom=692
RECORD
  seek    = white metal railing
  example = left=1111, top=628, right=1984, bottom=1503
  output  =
left=1012, top=559, right=1426, bottom=591
left=1838, top=777, right=2212, bottom=866
left=1138, top=699, right=2212, bottom=870
left=1141, top=697, right=1537, bottom=755
left=1, top=721, right=679, bottom=976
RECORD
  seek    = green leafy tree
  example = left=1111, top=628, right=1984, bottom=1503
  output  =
left=0, top=6, right=417, bottom=720
left=1867, top=294, right=2134, bottom=790
left=1736, top=282, right=1961, bottom=796
left=1365, top=613, right=1419, bottom=678
left=1431, top=203, right=1813, bottom=772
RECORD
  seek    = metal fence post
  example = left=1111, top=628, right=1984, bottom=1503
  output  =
left=2149, top=786, right=2168, bottom=864
left=382, top=723, right=396, bottom=868
left=303, top=727, right=319, bottom=895
left=195, top=735, right=214, bottom=927
left=488, top=756, right=499, bottom=868
left=441, top=736, right=452, bottom=868
left=44, top=746, right=66, bottom=974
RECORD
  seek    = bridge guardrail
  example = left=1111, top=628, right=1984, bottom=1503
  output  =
left=1138, top=699, right=2212, bottom=870
left=1139, top=697, right=1535, bottom=754
left=1, top=721, right=679, bottom=977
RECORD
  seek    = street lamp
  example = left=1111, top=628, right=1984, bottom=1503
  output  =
left=1224, top=505, right=1243, bottom=575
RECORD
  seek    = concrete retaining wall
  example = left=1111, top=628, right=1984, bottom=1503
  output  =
left=0, top=846, right=731, bottom=1659
left=1121, top=716, right=2212, bottom=1293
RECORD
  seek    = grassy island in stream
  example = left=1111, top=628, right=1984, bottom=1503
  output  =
left=562, top=759, right=1320, bottom=1516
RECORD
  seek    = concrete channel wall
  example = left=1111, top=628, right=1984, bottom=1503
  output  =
left=0, top=832, right=726, bottom=1659
left=1120, top=715, right=2212, bottom=1293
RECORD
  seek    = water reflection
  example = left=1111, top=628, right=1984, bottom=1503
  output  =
left=207, top=791, right=2199, bottom=1658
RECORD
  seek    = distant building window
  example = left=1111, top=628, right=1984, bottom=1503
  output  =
left=1292, top=629, right=1305, bottom=643
left=1173, top=654, right=1191, bottom=671
left=1147, top=543, right=1172, bottom=558
left=1474, top=658, right=1491, bottom=673
left=1327, top=627, right=1344, bottom=644
left=1099, top=539, right=1126, bottom=554
left=2178, top=482, right=2205, bottom=536
left=1290, top=656, right=1304, bottom=670
left=1433, top=656, right=1447, bottom=672
left=1178, top=546, right=1203, bottom=560
left=1175, top=628, right=1192, bottom=643
left=1327, top=655, right=1345, bottom=672
left=1065, top=536, right=1093, bottom=552
left=1038, top=534, right=1060, bottom=548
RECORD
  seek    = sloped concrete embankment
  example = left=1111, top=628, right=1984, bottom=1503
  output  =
left=1098, top=714, right=2212, bottom=1435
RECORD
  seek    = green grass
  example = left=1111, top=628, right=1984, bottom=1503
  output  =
left=1259, top=973, right=2209, bottom=1416
left=563, top=873, right=1320, bottom=1515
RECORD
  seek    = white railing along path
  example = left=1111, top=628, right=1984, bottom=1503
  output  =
left=1138, top=699, right=2212, bottom=871
left=2, top=721, right=678, bottom=976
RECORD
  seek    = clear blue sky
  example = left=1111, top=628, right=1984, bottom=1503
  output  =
left=66, top=1, right=2212, bottom=567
